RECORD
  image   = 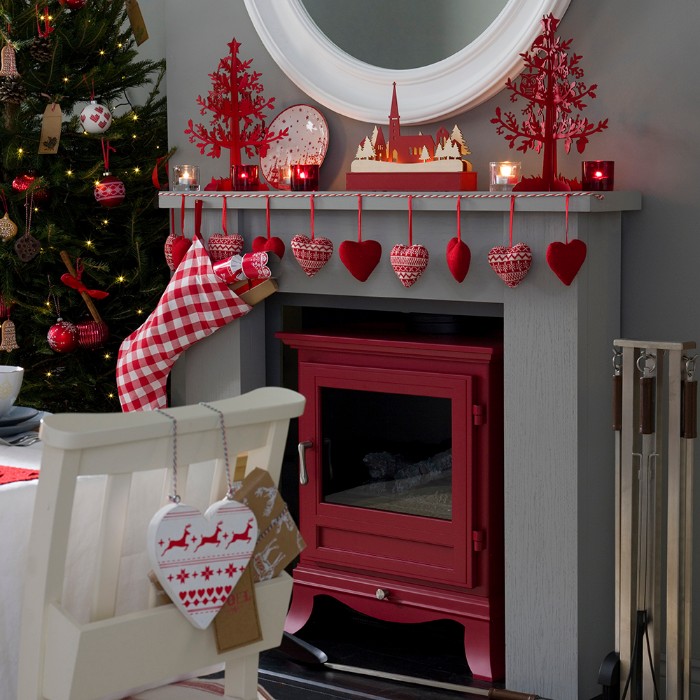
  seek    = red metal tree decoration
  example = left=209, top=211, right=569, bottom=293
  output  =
left=491, top=14, right=608, bottom=191
left=184, top=39, right=288, bottom=172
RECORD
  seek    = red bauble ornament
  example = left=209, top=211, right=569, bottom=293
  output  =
left=59, top=0, right=86, bottom=8
left=47, top=319, right=79, bottom=353
left=94, top=173, right=125, bottom=207
left=76, top=319, right=110, bottom=349
left=12, top=173, right=34, bottom=192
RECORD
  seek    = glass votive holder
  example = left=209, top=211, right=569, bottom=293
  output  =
left=231, top=164, right=259, bottom=191
left=277, top=163, right=292, bottom=189
left=172, top=164, right=200, bottom=192
left=290, top=163, right=319, bottom=192
left=582, top=160, right=614, bottom=191
left=489, top=161, right=521, bottom=192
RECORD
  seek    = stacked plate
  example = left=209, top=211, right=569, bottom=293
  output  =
left=0, top=406, right=43, bottom=439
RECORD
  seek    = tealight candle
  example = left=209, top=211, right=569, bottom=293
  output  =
left=172, top=164, right=200, bottom=192
left=489, top=161, right=521, bottom=192
left=582, top=160, right=614, bottom=191
left=290, top=163, right=319, bottom=192
left=231, top=164, right=259, bottom=191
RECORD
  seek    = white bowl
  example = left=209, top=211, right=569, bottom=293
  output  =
left=0, top=366, right=24, bottom=418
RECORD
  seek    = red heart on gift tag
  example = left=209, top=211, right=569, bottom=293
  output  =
left=546, top=239, right=587, bottom=286
left=208, top=233, right=244, bottom=261
left=339, top=239, right=382, bottom=282
left=488, top=242, right=532, bottom=288
left=446, top=237, right=471, bottom=283
left=390, top=244, right=429, bottom=288
left=252, top=235, right=286, bottom=260
left=147, top=499, right=258, bottom=629
left=291, top=234, right=333, bottom=277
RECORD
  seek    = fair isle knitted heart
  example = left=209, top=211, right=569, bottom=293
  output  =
left=208, top=232, right=244, bottom=262
left=147, top=499, right=258, bottom=629
left=390, top=244, right=429, bottom=288
left=164, top=233, right=192, bottom=271
left=291, top=234, right=333, bottom=277
left=488, top=242, right=532, bottom=288
left=339, top=239, right=382, bottom=282
left=546, top=239, right=587, bottom=286
left=252, top=235, right=286, bottom=259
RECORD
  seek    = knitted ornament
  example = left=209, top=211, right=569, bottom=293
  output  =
left=339, top=195, right=381, bottom=282
left=545, top=195, right=587, bottom=286
left=487, top=197, right=532, bottom=288
left=291, top=195, right=332, bottom=277
left=207, top=197, right=243, bottom=261
left=389, top=196, right=428, bottom=288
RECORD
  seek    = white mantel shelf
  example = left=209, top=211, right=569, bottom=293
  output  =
left=167, top=191, right=641, bottom=700
left=158, top=189, right=641, bottom=214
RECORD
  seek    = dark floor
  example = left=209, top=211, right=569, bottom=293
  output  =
left=257, top=596, right=501, bottom=700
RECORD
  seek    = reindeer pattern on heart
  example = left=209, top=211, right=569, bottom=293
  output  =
left=148, top=500, right=259, bottom=628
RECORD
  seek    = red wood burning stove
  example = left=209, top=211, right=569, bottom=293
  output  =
left=278, top=329, right=504, bottom=681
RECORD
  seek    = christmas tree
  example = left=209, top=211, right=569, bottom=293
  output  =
left=0, top=0, right=170, bottom=413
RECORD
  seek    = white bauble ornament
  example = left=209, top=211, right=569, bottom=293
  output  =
left=80, top=100, right=112, bottom=134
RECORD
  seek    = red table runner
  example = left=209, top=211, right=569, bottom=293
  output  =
left=0, top=465, right=39, bottom=485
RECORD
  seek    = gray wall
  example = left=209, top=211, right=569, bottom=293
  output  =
left=158, top=0, right=700, bottom=695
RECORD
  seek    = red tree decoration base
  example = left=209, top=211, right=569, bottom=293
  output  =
left=492, top=14, right=608, bottom=192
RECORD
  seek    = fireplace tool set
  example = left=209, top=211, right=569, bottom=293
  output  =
left=599, top=340, right=696, bottom=699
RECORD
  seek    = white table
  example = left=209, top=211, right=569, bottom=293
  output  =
left=0, top=444, right=171, bottom=700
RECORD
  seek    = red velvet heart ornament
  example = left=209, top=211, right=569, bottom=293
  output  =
left=339, top=239, right=382, bottom=282
left=252, top=235, right=286, bottom=259
left=390, top=244, right=429, bottom=288
left=446, top=237, right=471, bottom=283
left=546, top=239, right=587, bottom=286
left=208, top=232, right=244, bottom=261
left=171, top=236, right=192, bottom=270
left=487, top=242, right=532, bottom=288
left=291, top=234, right=333, bottom=277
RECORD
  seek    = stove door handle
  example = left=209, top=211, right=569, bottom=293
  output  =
left=298, top=440, right=312, bottom=485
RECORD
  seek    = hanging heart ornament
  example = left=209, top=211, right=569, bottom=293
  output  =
left=208, top=232, right=244, bottom=262
left=488, top=243, right=532, bottom=288
left=291, top=234, right=333, bottom=277
left=546, top=239, right=587, bottom=286
left=252, top=235, right=286, bottom=260
left=339, top=239, right=382, bottom=282
left=446, top=237, right=471, bottom=283
left=147, top=499, right=258, bottom=629
left=390, top=244, right=429, bottom=288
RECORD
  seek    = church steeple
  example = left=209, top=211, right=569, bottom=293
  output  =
left=388, top=82, right=401, bottom=161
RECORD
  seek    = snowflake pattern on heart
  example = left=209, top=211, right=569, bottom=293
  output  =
left=147, top=499, right=258, bottom=629
left=487, top=243, right=532, bottom=288
left=390, top=243, right=429, bottom=288
left=291, top=234, right=333, bottom=277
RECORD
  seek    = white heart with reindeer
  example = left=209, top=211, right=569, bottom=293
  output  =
left=147, top=499, right=258, bottom=629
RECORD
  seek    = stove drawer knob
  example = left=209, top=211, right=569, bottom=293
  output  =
left=375, top=588, right=388, bottom=600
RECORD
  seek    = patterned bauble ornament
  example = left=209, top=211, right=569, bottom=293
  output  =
left=0, top=212, right=18, bottom=242
left=47, top=318, right=79, bottom=353
left=59, top=0, right=87, bottom=8
left=94, top=173, right=125, bottom=207
left=76, top=319, right=110, bottom=350
left=80, top=100, right=112, bottom=134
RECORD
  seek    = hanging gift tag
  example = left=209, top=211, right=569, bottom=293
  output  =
left=38, top=103, right=62, bottom=154
left=213, top=566, right=262, bottom=652
left=125, top=0, right=149, bottom=46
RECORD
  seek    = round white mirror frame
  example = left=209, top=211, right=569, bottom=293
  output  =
left=244, top=0, right=572, bottom=125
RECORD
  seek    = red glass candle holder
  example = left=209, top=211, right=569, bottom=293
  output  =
left=582, top=160, right=614, bottom=191
left=231, top=164, right=259, bottom=191
left=290, top=164, right=319, bottom=192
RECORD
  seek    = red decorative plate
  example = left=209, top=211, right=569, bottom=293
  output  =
left=261, top=104, right=329, bottom=190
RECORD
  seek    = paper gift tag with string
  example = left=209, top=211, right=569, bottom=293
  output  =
left=488, top=196, right=532, bottom=288
left=390, top=194, right=429, bottom=288
left=147, top=405, right=260, bottom=631
left=291, top=193, right=333, bottom=277
left=546, top=194, right=587, bottom=286
left=38, top=103, right=62, bottom=154
left=339, top=194, right=382, bottom=282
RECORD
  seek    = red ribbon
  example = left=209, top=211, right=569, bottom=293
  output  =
left=60, top=261, right=109, bottom=299
left=36, top=6, right=54, bottom=37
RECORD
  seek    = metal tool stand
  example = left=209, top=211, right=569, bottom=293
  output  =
left=605, top=340, right=696, bottom=700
